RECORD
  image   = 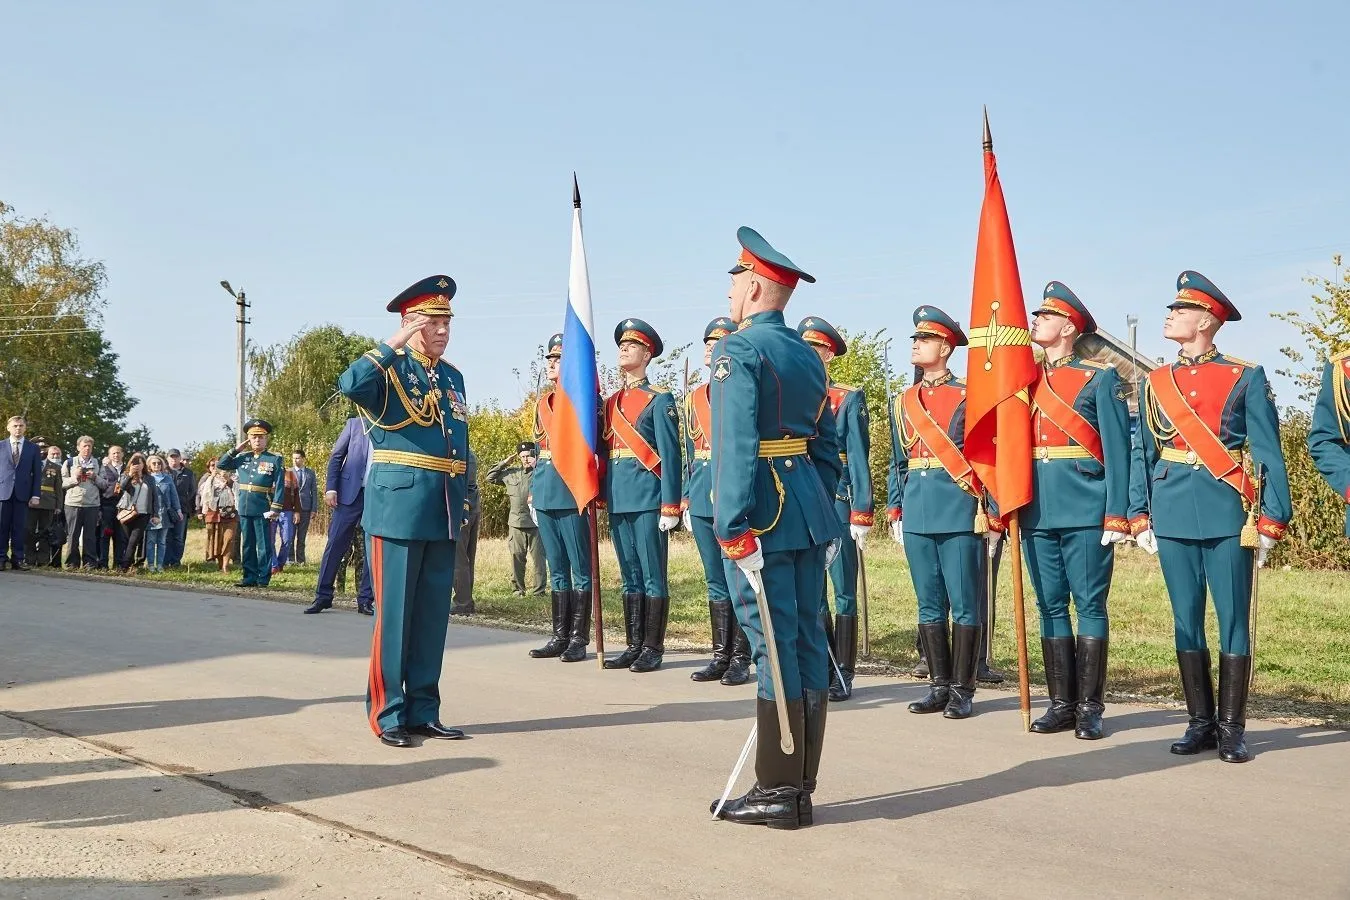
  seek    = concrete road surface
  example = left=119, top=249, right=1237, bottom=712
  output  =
left=2, top=575, right=1348, bottom=899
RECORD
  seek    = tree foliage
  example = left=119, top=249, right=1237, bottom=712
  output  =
left=1273, top=255, right=1350, bottom=406
left=0, top=200, right=145, bottom=451
left=826, top=327, right=908, bottom=515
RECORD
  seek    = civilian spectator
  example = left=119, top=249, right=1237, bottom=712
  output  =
left=145, top=454, right=182, bottom=573
left=306, top=416, right=372, bottom=615
left=115, top=453, right=159, bottom=572
left=451, top=449, right=480, bottom=615
left=271, top=465, right=300, bottom=574
left=198, top=462, right=239, bottom=572
left=27, top=442, right=65, bottom=567
left=62, top=436, right=102, bottom=569
left=96, top=445, right=127, bottom=569
left=164, top=448, right=196, bottom=567
left=291, top=449, right=317, bottom=564
left=1, top=416, right=42, bottom=571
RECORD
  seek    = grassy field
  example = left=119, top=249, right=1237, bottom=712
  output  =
left=76, top=526, right=1350, bottom=724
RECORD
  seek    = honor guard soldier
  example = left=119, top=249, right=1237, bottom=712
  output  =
left=1129, top=271, right=1291, bottom=764
left=1308, top=348, right=1350, bottom=538
left=797, top=316, right=874, bottom=701
left=217, top=420, right=285, bottom=588
left=600, top=318, right=683, bottom=673
left=710, top=227, right=840, bottom=830
left=684, top=316, right=752, bottom=686
left=339, top=276, right=471, bottom=748
left=1024, top=282, right=1131, bottom=740
left=887, top=306, right=991, bottom=721
left=528, top=333, right=595, bottom=664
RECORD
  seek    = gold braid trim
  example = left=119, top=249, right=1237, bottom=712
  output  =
left=1334, top=359, right=1350, bottom=444
left=895, top=396, right=919, bottom=451
left=1142, top=380, right=1178, bottom=447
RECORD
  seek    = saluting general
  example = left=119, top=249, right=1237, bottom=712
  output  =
left=600, top=319, right=683, bottom=674
left=1024, top=282, right=1131, bottom=740
left=1128, top=271, right=1291, bottom=764
left=216, top=419, right=285, bottom=588
left=338, top=276, right=471, bottom=748
left=797, top=316, right=873, bottom=702
left=1307, top=348, right=1350, bottom=538
left=710, top=227, right=840, bottom=830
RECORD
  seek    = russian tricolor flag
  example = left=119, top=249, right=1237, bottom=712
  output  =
left=552, top=175, right=600, bottom=511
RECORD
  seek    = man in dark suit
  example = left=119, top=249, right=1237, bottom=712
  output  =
left=164, top=449, right=197, bottom=567
left=305, top=417, right=373, bottom=614
left=1, top=415, right=44, bottom=571
left=291, top=450, right=318, bottom=564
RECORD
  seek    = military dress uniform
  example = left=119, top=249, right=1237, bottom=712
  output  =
left=27, top=452, right=64, bottom=567
left=600, top=319, right=683, bottom=673
left=530, top=332, right=595, bottom=664
left=684, top=316, right=751, bottom=686
left=1128, top=271, right=1291, bottom=764
left=338, top=276, right=471, bottom=746
left=217, top=421, right=285, bottom=588
left=1023, top=283, right=1131, bottom=740
left=710, top=227, right=840, bottom=830
left=1307, top=351, right=1350, bottom=537
left=798, top=316, right=874, bottom=702
left=887, top=306, right=985, bottom=720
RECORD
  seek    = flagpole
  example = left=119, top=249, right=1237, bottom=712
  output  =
left=1008, top=512, right=1031, bottom=731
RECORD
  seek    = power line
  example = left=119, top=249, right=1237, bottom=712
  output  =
left=0, top=328, right=94, bottom=339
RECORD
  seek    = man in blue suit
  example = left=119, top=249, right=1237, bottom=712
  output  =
left=1, top=416, right=43, bottom=571
left=305, top=417, right=374, bottom=615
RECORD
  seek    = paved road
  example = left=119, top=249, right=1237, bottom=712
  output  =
left=2, top=575, right=1348, bottom=899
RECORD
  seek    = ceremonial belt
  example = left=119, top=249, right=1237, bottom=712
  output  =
left=1160, top=446, right=1243, bottom=466
left=906, top=457, right=948, bottom=470
left=607, top=393, right=661, bottom=476
left=693, top=449, right=711, bottom=460
left=238, top=483, right=273, bottom=494
left=1031, top=372, right=1104, bottom=464
left=537, top=450, right=552, bottom=460
left=901, top=386, right=975, bottom=492
left=758, top=437, right=808, bottom=457
left=1149, top=368, right=1255, bottom=505
left=839, top=452, right=848, bottom=463
left=1036, top=446, right=1094, bottom=461
left=371, top=449, right=468, bottom=476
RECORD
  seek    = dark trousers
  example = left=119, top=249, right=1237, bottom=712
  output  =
left=296, top=510, right=313, bottom=563
left=25, top=507, right=58, bottom=566
left=65, top=506, right=100, bottom=567
left=98, top=502, right=127, bottom=569
left=0, top=497, right=30, bottom=564
left=164, top=515, right=188, bottom=566
left=315, top=496, right=372, bottom=604
left=121, top=513, right=150, bottom=569
left=452, top=506, right=480, bottom=611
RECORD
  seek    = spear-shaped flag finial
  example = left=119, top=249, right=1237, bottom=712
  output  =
left=982, top=106, right=993, bottom=153
left=573, top=172, right=581, bottom=209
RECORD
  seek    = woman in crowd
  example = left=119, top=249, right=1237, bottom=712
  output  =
left=115, top=453, right=160, bottom=572
left=145, top=454, right=182, bottom=573
left=198, top=462, right=238, bottom=573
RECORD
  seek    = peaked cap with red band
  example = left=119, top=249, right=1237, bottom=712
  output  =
left=1032, top=280, right=1097, bottom=334
left=545, top=332, right=563, bottom=358
left=911, top=304, right=968, bottom=347
left=386, top=274, right=457, bottom=316
left=703, top=316, right=735, bottom=342
left=613, top=317, right=664, bottom=357
left=796, top=315, right=848, bottom=356
left=1168, top=270, right=1241, bottom=322
left=728, top=226, right=815, bottom=288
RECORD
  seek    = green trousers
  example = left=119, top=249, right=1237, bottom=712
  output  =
left=1022, top=526, right=1112, bottom=639
left=507, top=525, right=547, bottom=594
left=239, top=516, right=271, bottom=586
left=1157, top=535, right=1253, bottom=655
left=723, top=545, right=830, bottom=701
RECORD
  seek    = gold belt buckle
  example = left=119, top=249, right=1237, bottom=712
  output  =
left=1037, top=446, right=1050, bottom=462
left=1184, top=449, right=1198, bottom=466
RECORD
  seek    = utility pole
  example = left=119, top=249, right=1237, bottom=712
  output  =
left=220, top=281, right=250, bottom=441
left=1126, top=314, right=1140, bottom=421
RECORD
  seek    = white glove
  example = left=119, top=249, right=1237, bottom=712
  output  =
left=849, top=523, right=870, bottom=543
left=263, top=510, right=278, bottom=521
left=659, top=514, right=680, bottom=532
left=1101, top=530, right=1128, bottom=547
left=985, top=532, right=1001, bottom=558
left=1134, top=528, right=1158, bottom=555
left=528, top=502, right=538, bottom=525
left=734, top=545, right=764, bottom=574
left=681, top=510, right=692, bottom=532
left=824, top=537, right=842, bottom=567
left=1256, top=534, right=1277, bottom=569
left=890, top=520, right=904, bottom=545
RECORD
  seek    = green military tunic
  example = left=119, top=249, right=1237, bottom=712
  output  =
left=1308, top=352, right=1350, bottom=537
left=216, top=443, right=284, bottom=586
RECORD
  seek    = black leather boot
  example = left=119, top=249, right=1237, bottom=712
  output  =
left=977, top=624, right=1006, bottom=684
left=945, top=623, right=979, bottom=719
left=529, top=590, right=570, bottom=659
left=711, top=697, right=805, bottom=829
left=1170, top=649, right=1218, bottom=755
left=691, top=601, right=732, bottom=682
left=909, top=622, right=951, bottom=713
left=912, top=633, right=929, bottom=678
left=1074, top=636, right=1108, bottom=740
left=1217, top=654, right=1252, bottom=763
left=829, top=614, right=858, bottom=702
left=629, top=595, right=668, bottom=672
left=822, top=612, right=840, bottom=696
left=603, top=593, right=644, bottom=669
left=720, top=621, right=752, bottom=685
left=800, top=688, right=828, bottom=827
left=1030, top=636, right=1078, bottom=734
left=559, top=589, right=591, bottom=662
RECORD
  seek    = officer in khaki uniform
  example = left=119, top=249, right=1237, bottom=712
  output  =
left=217, top=420, right=285, bottom=588
left=487, top=441, right=547, bottom=596
left=1129, top=271, right=1291, bottom=764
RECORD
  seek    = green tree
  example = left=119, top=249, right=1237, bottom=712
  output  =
left=826, top=327, right=908, bottom=516
left=0, top=200, right=145, bottom=450
left=1273, top=254, right=1350, bottom=406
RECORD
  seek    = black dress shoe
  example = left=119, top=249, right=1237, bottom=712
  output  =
left=357, top=603, right=374, bottom=616
left=235, top=580, right=257, bottom=588
left=303, top=599, right=332, bottom=614
left=409, top=722, right=466, bottom=740
left=12, top=561, right=31, bottom=571
left=379, top=727, right=412, bottom=747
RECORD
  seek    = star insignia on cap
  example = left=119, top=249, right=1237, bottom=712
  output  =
left=1045, top=282, right=1054, bottom=291
left=918, top=308, right=928, bottom=318
left=625, top=319, right=635, bottom=328
left=805, top=318, right=816, bottom=327
left=437, top=278, right=449, bottom=288
left=1180, top=273, right=1190, bottom=284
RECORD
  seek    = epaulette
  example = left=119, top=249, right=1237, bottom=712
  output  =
left=649, top=384, right=670, bottom=394
left=1079, top=359, right=1111, bottom=370
left=1222, top=354, right=1256, bottom=368
left=393, top=348, right=406, bottom=356
left=1331, top=348, right=1350, bottom=363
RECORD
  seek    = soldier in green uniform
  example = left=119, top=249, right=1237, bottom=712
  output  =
left=684, top=316, right=752, bottom=686
left=600, top=319, right=683, bottom=673
left=710, top=227, right=840, bottom=830
left=487, top=441, right=547, bottom=597
left=797, top=316, right=873, bottom=702
left=887, top=306, right=994, bottom=721
left=528, top=333, right=595, bottom=664
left=1308, top=349, right=1350, bottom=537
left=1129, top=271, right=1291, bottom=764
left=217, top=420, right=285, bottom=588
left=1023, top=282, right=1131, bottom=740
left=338, top=275, right=471, bottom=748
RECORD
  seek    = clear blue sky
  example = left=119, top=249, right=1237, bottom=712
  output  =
left=3, top=2, right=1346, bottom=447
